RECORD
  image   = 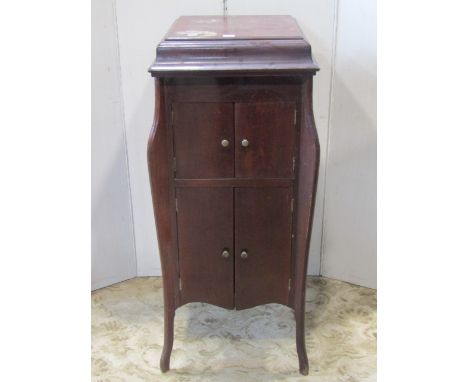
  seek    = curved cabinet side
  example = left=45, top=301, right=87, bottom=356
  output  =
left=292, top=76, right=321, bottom=376
left=147, top=78, right=177, bottom=372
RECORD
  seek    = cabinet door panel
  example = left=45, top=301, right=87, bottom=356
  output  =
left=176, top=187, right=234, bottom=308
left=235, top=187, right=293, bottom=309
left=235, top=102, right=296, bottom=178
left=173, top=103, right=234, bottom=178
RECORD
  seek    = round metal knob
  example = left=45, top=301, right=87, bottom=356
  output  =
left=221, top=139, right=229, bottom=147
left=221, top=250, right=230, bottom=259
left=240, top=250, right=248, bottom=259
left=241, top=139, right=249, bottom=147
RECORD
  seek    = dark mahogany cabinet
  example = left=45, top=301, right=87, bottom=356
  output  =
left=148, top=15, right=320, bottom=375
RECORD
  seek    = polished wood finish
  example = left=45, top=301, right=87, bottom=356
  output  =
left=235, top=102, right=296, bottom=178
left=173, top=102, right=234, bottom=178
left=235, top=187, right=293, bottom=309
left=291, top=77, right=321, bottom=375
left=165, top=77, right=303, bottom=103
left=150, top=16, right=319, bottom=77
left=147, top=16, right=320, bottom=375
left=147, top=78, right=177, bottom=373
left=165, top=15, right=304, bottom=40
left=176, top=187, right=234, bottom=308
left=174, top=178, right=292, bottom=188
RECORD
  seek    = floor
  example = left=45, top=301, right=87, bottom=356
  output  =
left=92, top=277, right=376, bottom=382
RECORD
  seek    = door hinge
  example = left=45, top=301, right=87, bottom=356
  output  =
left=179, top=278, right=182, bottom=291
left=288, top=278, right=291, bottom=291
left=294, top=109, right=297, bottom=125
left=175, top=198, right=178, bottom=213
left=292, top=157, right=296, bottom=173
left=173, top=157, right=177, bottom=174
left=291, top=198, right=294, bottom=213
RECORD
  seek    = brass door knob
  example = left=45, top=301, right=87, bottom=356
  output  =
left=241, top=139, right=249, bottom=147
left=240, top=250, right=248, bottom=259
left=221, top=250, right=230, bottom=259
left=221, top=139, right=230, bottom=147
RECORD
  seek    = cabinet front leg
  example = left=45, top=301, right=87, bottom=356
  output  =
left=295, top=308, right=309, bottom=375
left=160, top=307, right=175, bottom=373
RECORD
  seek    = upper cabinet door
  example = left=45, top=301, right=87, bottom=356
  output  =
left=173, top=103, right=234, bottom=178
left=235, top=102, right=296, bottom=178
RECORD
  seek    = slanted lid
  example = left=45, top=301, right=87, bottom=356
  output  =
left=149, top=15, right=319, bottom=77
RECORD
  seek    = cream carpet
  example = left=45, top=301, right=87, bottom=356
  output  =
left=92, top=277, right=376, bottom=381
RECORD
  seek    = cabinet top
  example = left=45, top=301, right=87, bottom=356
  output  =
left=149, top=15, right=319, bottom=77
left=164, top=15, right=303, bottom=41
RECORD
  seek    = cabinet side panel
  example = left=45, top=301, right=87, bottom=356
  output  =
left=176, top=187, right=234, bottom=309
left=147, top=78, right=179, bottom=310
left=291, top=76, right=320, bottom=310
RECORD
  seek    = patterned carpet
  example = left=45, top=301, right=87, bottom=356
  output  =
left=92, top=277, right=376, bottom=381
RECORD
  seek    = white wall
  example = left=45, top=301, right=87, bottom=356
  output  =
left=92, top=0, right=377, bottom=288
left=91, top=0, right=136, bottom=290
left=321, top=0, right=377, bottom=288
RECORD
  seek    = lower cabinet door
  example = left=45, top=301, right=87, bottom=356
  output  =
left=235, top=187, right=293, bottom=309
left=176, top=187, right=234, bottom=309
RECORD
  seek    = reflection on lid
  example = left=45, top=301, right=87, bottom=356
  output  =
left=176, top=30, right=218, bottom=38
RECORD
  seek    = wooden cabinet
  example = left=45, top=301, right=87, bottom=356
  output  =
left=148, top=15, right=320, bottom=375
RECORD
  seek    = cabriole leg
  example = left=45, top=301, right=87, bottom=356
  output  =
left=295, top=308, right=309, bottom=375
left=160, top=307, right=175, bottom=372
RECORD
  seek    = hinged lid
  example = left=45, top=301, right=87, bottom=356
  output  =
left=149, top=15, right=319, bottom=77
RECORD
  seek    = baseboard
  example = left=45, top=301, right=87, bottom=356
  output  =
left=136, top=267, right=162, bottom=277
left=92, top=272, right=136, bottom=291
left=321, top=271, right=376, bottom=289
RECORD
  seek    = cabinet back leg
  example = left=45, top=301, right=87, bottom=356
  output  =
left=295, top=309, right=309, bottom=375
left=160, top=308, right=175, bottom=372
